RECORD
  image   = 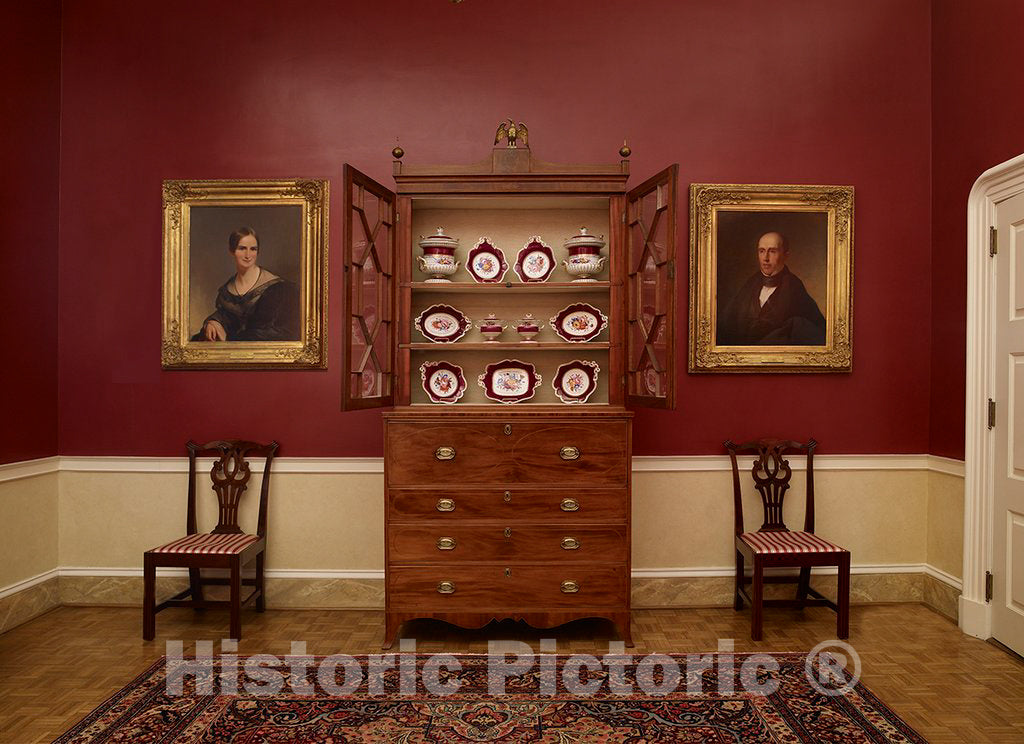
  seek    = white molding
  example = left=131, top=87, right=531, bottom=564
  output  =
left=0, top=454, right=970, bottom=478
left=0, top=568, right=59, bottom=600
left=631, top=454, right=941, bottom=473
left=927, top=456, right=966, bottom=478
left=57, top=456, right=386, bottom=474
left=959, top=595, right=992, bottom=639
left=0, top=455, right=975, bottom=477
left=963, top=153, right=1024, bottom=636
left=922, top=564, right=963, bottom=591
left=0, top=456, right=59, bottom=484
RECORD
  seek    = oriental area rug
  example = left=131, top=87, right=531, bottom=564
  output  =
left=55, top=652, right=927, bottom=743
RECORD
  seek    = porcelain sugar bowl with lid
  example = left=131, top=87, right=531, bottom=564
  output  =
left=562, top=226, right=607, bottom=282
left=417, top=228, right=460, bottom=282
left=515, top=313, right=545, bottom=343
left=476, top=313, right=507, bottom=342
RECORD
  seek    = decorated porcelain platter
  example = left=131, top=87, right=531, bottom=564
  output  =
left=414, top=304, right=471, bottom=343
left=513, top=237, right=555, bottom=282
left=478, top=359, right=541, bottom=404
left=467, top=238, right=508, bottom=283
left=552, top=360, right=600, bottom=404
left=420, top=361, right=467, bottom=404
left=550, top=303, right=608, bottom=342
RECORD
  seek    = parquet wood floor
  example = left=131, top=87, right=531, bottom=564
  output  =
left=0, top=604, right=1021, bottom=743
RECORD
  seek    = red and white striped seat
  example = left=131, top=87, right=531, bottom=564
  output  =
left=740, top=530, right=845, bottom=555
left=150, top=533, right=261, bottom=555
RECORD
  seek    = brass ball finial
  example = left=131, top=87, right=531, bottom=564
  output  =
left=619, top=140, right=631, bottom=158
left=392, top=145, right=405, bottom=160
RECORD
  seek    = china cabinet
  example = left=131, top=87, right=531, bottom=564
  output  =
left=342, top=131, right=677, bottom=648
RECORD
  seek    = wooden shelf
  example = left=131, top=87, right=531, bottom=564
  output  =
left=405, top=281, right=614, bottom=293
left=403, top=342, right=612, bottom=351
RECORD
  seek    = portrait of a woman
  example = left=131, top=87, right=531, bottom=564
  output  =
left=192, top=227, right=300, bottom=342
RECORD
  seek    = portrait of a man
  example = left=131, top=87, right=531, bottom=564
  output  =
left=689, top=183, right=853, bottom=373
left=717, top=229, right=826, bottom=346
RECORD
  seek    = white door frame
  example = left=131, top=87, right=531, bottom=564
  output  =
left=962, top=152, right=1024, bottom=638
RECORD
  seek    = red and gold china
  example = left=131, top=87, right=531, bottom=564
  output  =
left=478, top=359, right=541, bottom=404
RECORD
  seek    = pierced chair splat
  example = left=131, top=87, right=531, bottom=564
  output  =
left=142, top=439, right=279, bottom=641
left=725, top=437, right=850, bottom=641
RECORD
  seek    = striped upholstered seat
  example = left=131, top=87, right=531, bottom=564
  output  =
left=740, top=530, right=845, bottom=555
left=150, top=532, right=261, bottom=555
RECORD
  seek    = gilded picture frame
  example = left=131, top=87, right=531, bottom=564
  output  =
left=689, top=183, right=853, bottom=373
left=161, top=179, right=328, bottom=369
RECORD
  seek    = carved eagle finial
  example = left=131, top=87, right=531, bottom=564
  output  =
left=495, top=119, right=528, bottom=149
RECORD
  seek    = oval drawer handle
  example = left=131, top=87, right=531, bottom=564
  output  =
left=435, top=446, right=456, bottom=461
left=561, top=580, right=580, bottom=594
left=561, top=537, right=580, bottom=550
left=559, top=446, right=580, bottom=461
left=504, top=527, right=512, bottom=538
left=436, top=536, right=457, bottom=551
left=560, top=498, right=580, bottom=512
left=436, top=498, right=456, bottom=512
left=503, top=424, right=512, bottom=435
left=437, top=581, right=456, bottom=594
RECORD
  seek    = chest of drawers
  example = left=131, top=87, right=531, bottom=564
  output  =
left=382, top=409, right=633, bottom=648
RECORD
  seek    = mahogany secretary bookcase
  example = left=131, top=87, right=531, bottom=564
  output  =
left=342, top=134, right=677, bottom=648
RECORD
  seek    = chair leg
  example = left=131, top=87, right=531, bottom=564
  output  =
left=796, top=566, right=811, bottom=602
left=751, top=557, right=764, bottom=641
left=143, top=554, right=156, bottom=641
left=255, top=552, right=266, bottom=612
left=188, top=567, right=204, bottom=609
left=229, top=558, right=242, bottom=641
left=734, top=550, right=745, bottom=610
left=837, top=553, right=850, bottom=639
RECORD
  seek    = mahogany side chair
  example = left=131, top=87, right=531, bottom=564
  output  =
left=725, top=438, right=850, bottom=641
left=143, top=439, right=279, bottom=641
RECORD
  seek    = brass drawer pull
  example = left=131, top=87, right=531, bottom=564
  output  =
left=559, top=446, right=580, bottom=461
left=436, top=498, right=456, bottom=512
left=504, top=527, right=512, bottom=538
left=436, top=537, right=457, bottom=551
left=560, top=498, right=580, bottom=512
left=503, top=424, right=512, bottom=435
left=561, top=580, right=580, bottom=594
left=561, top=537, right=580, bottom=550
left=437, top=581, right=456, bottom=594
left=435, top=446, right=456, bottom=461
left=503, top=491, right=511, bottom=502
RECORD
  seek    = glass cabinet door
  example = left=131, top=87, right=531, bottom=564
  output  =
left=342, top=164, right=396, bottom=410
left=626, top=164, right=678, bottom=409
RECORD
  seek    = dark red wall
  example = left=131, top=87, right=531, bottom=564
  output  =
left=56, top=0, right=934, bottom=456
left=0, top=1, right=61, bottom=465
left=929, top=0, right=1024, bottom=460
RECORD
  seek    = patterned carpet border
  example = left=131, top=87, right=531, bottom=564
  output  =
left=55, top=652, right=928, bottom=742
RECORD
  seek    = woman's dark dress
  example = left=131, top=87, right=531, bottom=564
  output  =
left=192, top=276, right=300, bottom=341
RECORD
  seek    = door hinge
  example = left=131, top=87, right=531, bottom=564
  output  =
left=621, top=211, right=627, bottom=224
left=667, top=260, right=675, bottom=280
left=988, top=399, right=996, bottom=429
left=989, top=226, right=998, bottom=256
left=985, top=571, right=993, bottom=602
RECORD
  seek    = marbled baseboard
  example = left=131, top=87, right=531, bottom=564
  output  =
left=60, top=575, right=188, bottom=606
left=0, top=577, right=60, bottom=634
left=56, top=575, right=384, bottom=609
left=632, top=572, right=926, bottom=608
left=0, top=573, right=958, bottom=625
left=922, top=573, right=960, bottom=622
